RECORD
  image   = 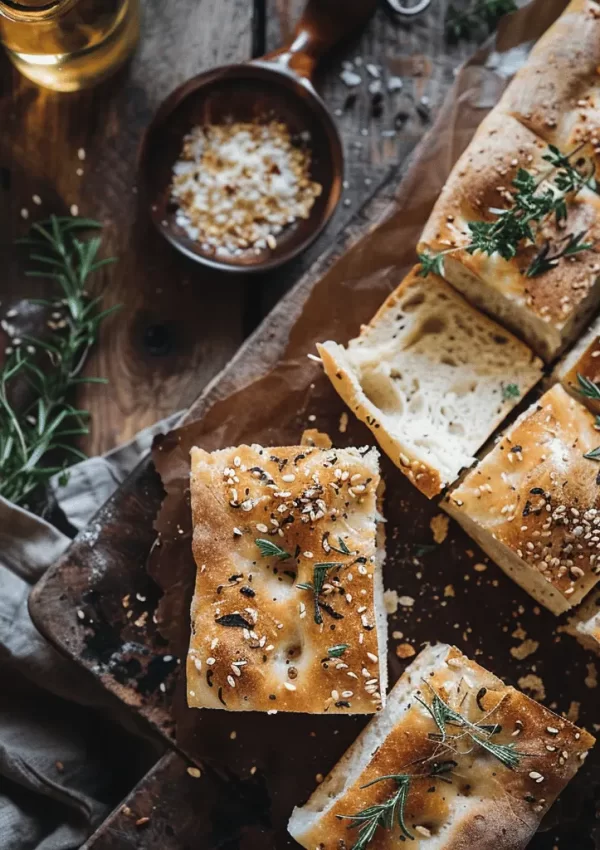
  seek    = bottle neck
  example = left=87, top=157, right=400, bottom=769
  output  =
left=0, top=0, right=77, bottom=21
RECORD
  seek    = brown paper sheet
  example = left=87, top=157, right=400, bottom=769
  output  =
left=150, top=2, right=599, bottom=846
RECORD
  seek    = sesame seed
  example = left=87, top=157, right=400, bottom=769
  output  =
left=206, top=657, right=216, bottom=665
left=256, top=523, right=269, bottom=533
left=187, top=767, right=201, bottom=778
left=227, top=675, right=236, bottom=688
left=284, top=682, right=296, bottom=691
left=529, top=771, right=544, bottom=782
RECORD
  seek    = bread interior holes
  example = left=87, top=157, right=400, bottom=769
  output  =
left=398, top=291, right=426, bottom=312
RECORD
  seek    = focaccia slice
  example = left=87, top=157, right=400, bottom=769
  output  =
left=418, top=109, right=600, bottom=362
left=288, top=643, right=594, bottom=850
left=317, top=267, right=542, bottom=499
left=553, top=314, right=600, bottom=412
left=187, top=443, right=387, bottom=713
left=445, top=384, right=600, bottom=615
left=497, top=0, right=600, bottom=181
left=565, top=589, right=600, bottom=654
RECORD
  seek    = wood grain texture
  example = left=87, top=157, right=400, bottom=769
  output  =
left=0, top=0, right=254, bottom=454
left=260, top=0, right=474, bottom=313
left=1, top=0, right=476, bottom=455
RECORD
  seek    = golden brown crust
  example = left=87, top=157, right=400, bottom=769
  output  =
left=446, top=385, right=600, bottom=612
left=565, top=589, right=600, bottom=654
left=187, top=443, right=386, bottom=713
left=554, top=316, right=600, bottom=413
left=418, top=109, right=600, bottom=358
left=498, top=0, right=600, bottom=179
left=289, top=644, right=595, bottom=850
left=317, top=340, right=443, bottom=499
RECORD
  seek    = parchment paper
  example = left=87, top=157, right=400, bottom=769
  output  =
left=151, top=2, right=600, bottom=846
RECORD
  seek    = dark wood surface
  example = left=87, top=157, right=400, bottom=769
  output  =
left=0, top=0, right=472, bottom=454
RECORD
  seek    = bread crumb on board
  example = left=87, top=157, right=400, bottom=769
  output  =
left=567, top=701, right=581, bottom=723
left=383, top=588, right=399, bottom=614
left=585, top=662, right=598, bottom=690
left=430, top=513, right=449, bottom=544
left=510, top=639, right=539, bottom=661
left=338, top=412, right=348, bottom=433
left=518, top=673, right=546, bottom=702
left=395, top=642, right=416, bottom=659
left=300, top=429, right=332, bottom=449
left=444, top=584, right=455, bottom=598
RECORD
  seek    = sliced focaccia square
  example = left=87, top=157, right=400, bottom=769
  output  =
left=418, top=109, right=600, bottom=362
left=187, top=443, right=387, bottom=713
left=445, top=384, right=600, bottom=615
left=317, top=266, right=542, bottom=499
left=288, top=643, right=595, bottom=850
left=565, top=589, right=600, bottom=654
left=497, top=0, right=600, bottom=181
left=553, top=314, right=600, bottom=412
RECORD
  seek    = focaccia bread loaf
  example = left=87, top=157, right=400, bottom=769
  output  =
left=445, top=384, right=600, bottom=615
left=553, top=314, right=600, bottom=412
left=418, top=109, right=600, bottom=362
left=317, top=267, right=542, bottom=499
left=565, top=589, right=600, bottom=654
left=187, top=443, right=387, bottom=713
left=497, top=0, right=600, bottom=180
left=288, top=643, right=595, bottom=850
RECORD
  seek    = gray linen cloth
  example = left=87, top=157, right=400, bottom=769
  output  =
left=0, top=414, right=179, bottom=849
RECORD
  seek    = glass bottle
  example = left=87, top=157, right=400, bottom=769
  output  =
left=0, top=0, right=140, bottom=92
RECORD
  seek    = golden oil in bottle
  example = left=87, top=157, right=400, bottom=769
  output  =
left=0, top=0, right=140, bottom=92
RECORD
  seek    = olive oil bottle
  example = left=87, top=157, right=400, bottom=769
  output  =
left=0, top=0, right=140, bottom=92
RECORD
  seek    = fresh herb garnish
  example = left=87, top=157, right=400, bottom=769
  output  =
left=0, top=216, right=117, bottom=508
left=584, top=446, right=600, bottom=461
left=297, top=563, right=342, bottom=624
left=328, top=644, right=350, bottom=658
left=418, top=145, right=596, bottom=281
left=502, top=383, right=520, bottom=401
left=215, top=613, right=253, bottom=628
left=255, top=538, right=292, bottom=560
left=417, top=686, right=524, bottom=770
left=446, top=0, right=517, bottom=42
left=337, top=774, right=413, bottom=848
left=329, top=535, right=352, bottom=555
left=577, top=372, right=600, bottom=402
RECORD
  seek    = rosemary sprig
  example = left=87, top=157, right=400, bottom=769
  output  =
left=446, top=0, right=517, bottom=42
left=417, top=686, right=525, bottom=769
left=255, top=538, right=292, bottom=560
left=337, top=774, right=413, bottom=848
left=297, top=562, right=345, bottom=624
left=0, top=216, right=117, bottom=508
left=577, top=372, right=600, bottom=403
left=418, top=145, right=596, bottom=280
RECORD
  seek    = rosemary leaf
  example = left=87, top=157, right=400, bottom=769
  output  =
left=328, top=644, right=350, bottom=658
left=577, top=373, right=600, bottom=402
left=0, top=216, right=116, bottom=508
left=337, top=774, right=413, bottom=848
left=255, top=538, right=292, bottom=560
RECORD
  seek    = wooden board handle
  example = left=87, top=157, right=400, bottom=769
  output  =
left=262, top=0, right=377, bottom=81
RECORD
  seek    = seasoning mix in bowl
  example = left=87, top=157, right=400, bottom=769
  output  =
left=171, top=120, right=323, bottom=259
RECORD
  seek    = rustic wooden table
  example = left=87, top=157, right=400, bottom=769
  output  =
left=0, top=0, right=474, bottom=456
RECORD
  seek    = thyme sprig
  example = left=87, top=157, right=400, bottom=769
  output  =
left=446, top=0, right=517, bottom=42
left=0, top=216, right=117, bottom=508
left=337, top=774, right=414, bottom=848
left=418, top=145, right=596, bottom=280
